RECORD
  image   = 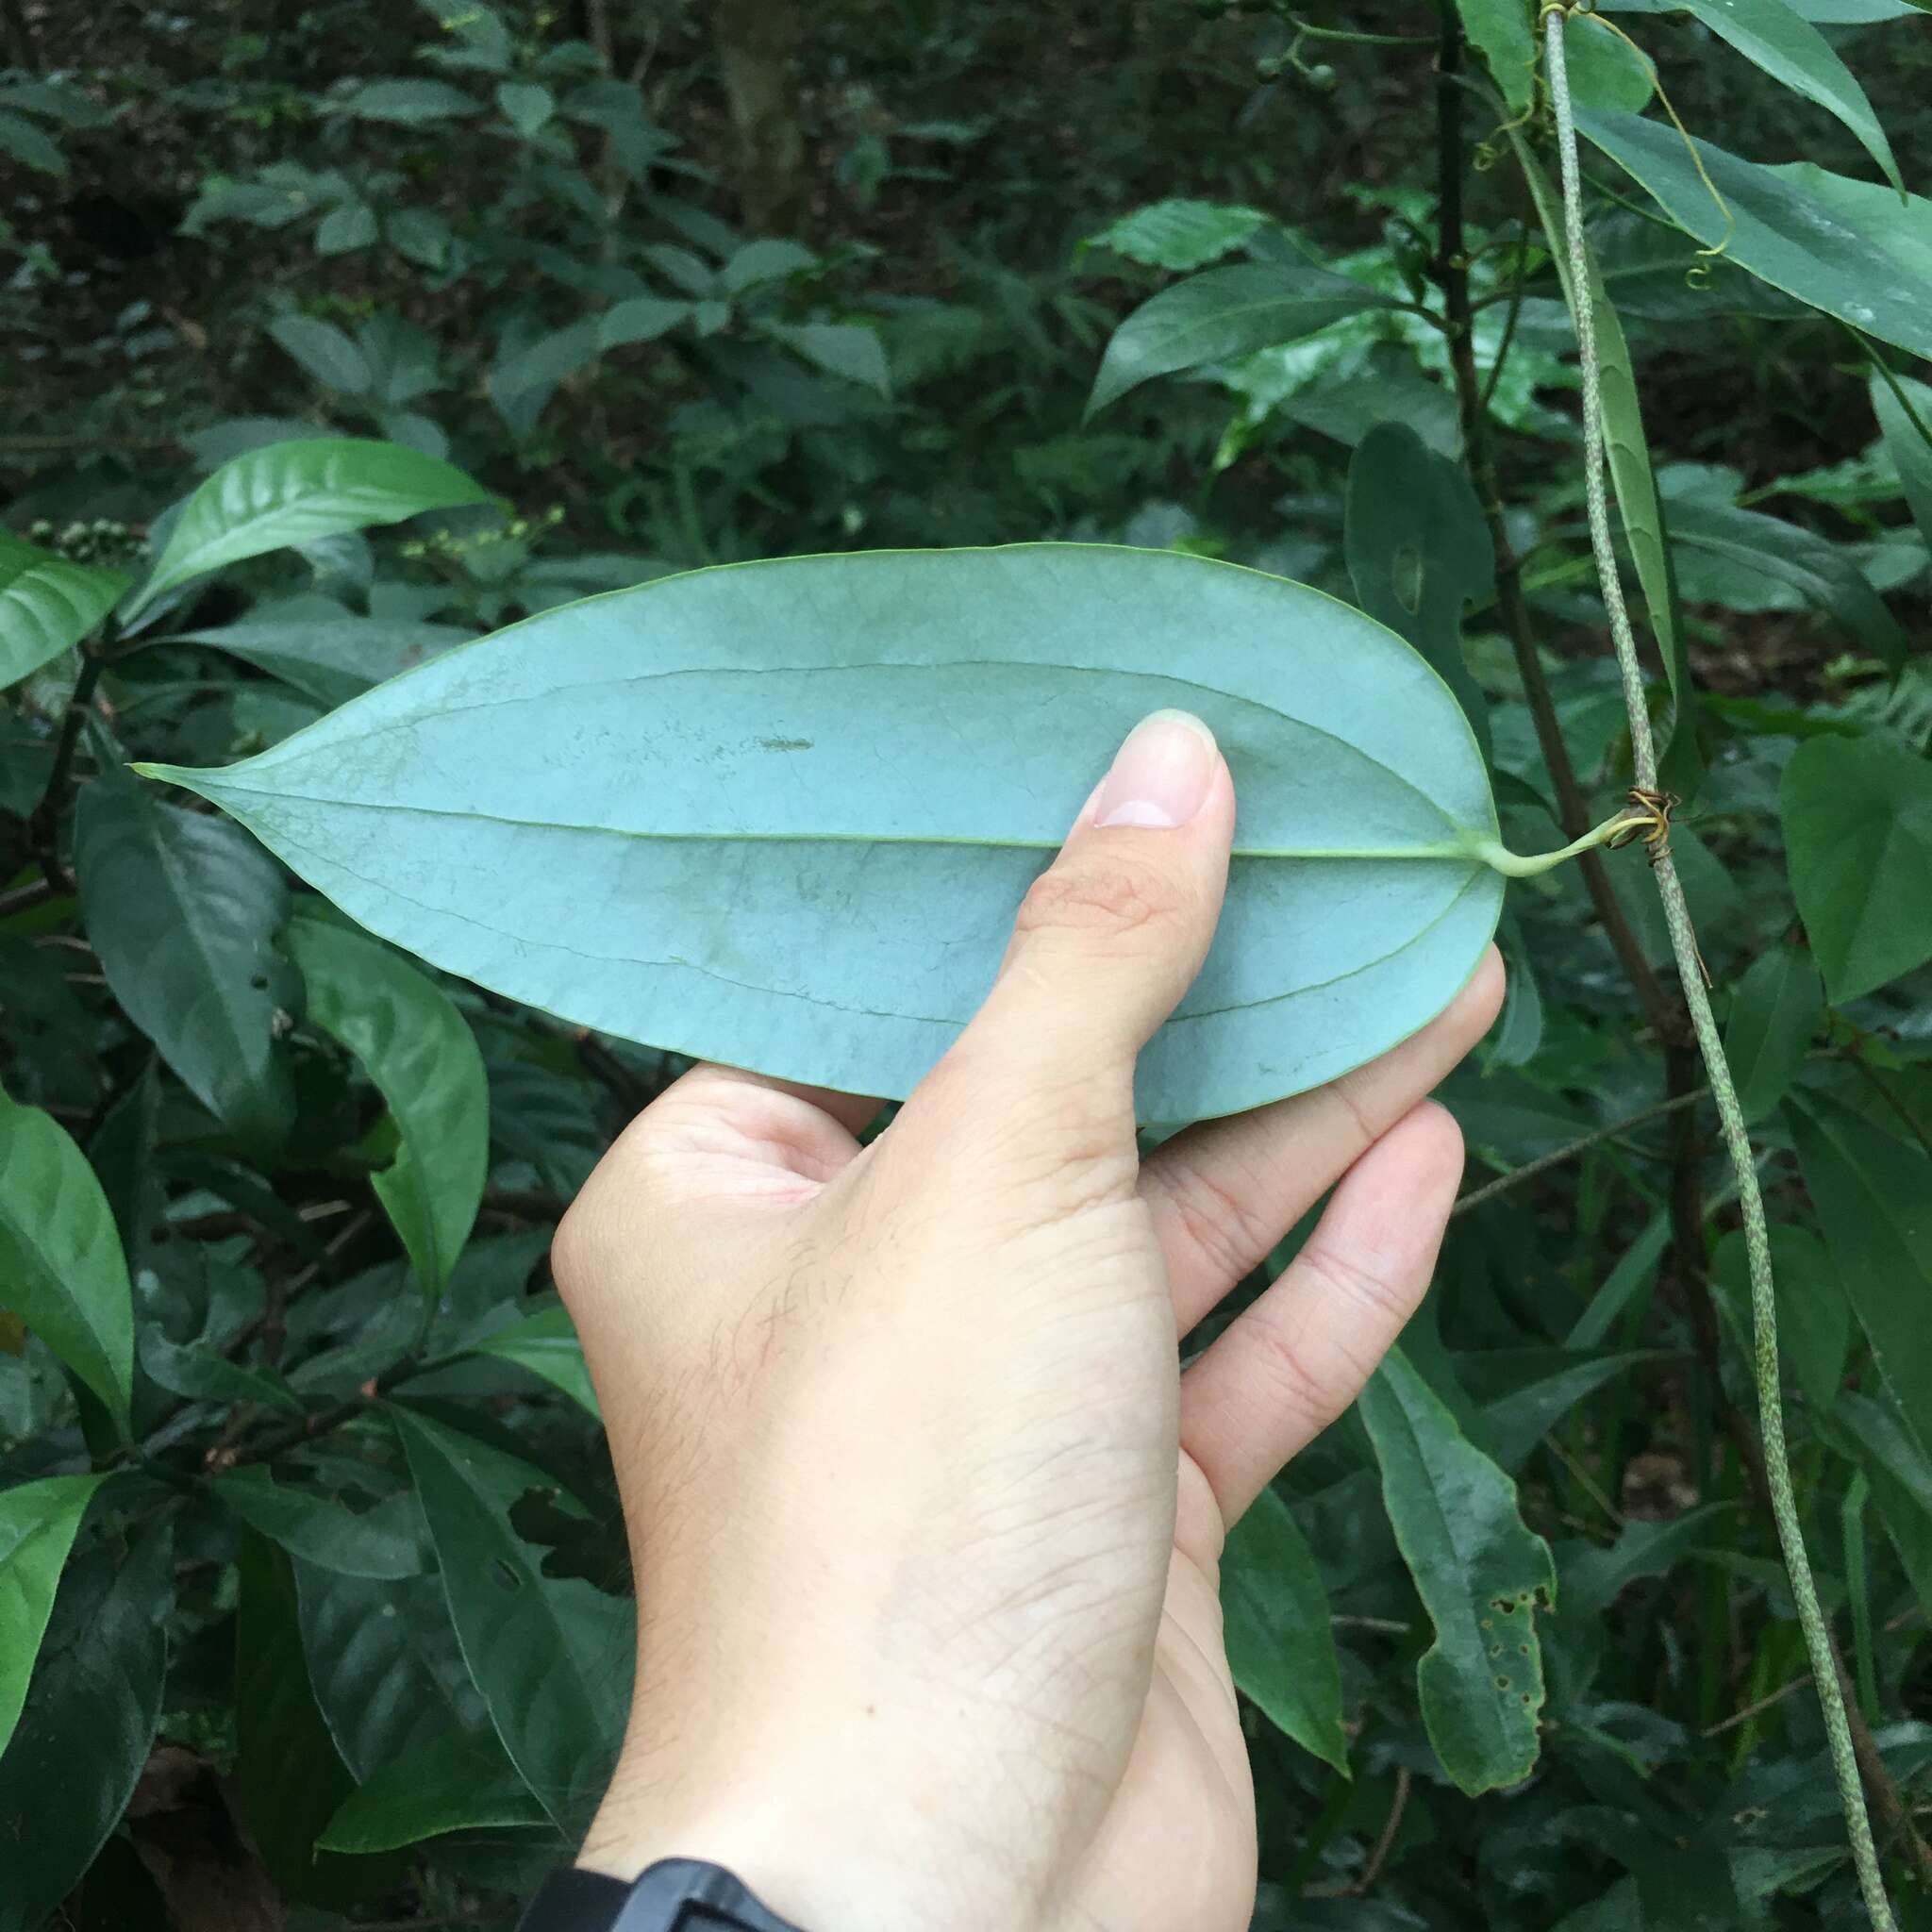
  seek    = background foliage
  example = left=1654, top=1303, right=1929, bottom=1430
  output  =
left=5, top=0, right=1932, bottom=1925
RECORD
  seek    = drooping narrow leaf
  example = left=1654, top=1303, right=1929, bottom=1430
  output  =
left=0, top=533, right=127, bottom=689
left=282, top=913, right=487, bottom=1296
left=75, top=752, right=298, bottom=1141
left=125, top=438, right=493, bottom=619
left=1788, top=1091, right=1932, bottom=1452
left=1829, top=1391, right=1932, bottom=1611
left=1087, top=264, right=1398, bottom=417
left=1345, top=422, right=1494, bottom=760
left=1574, top=110, right=1932, bottom=361
left=0, top=1473, right=105, bottom=1759
left=0, top=1527, right=172, bottom=1932
left=1514, top=116, right=1701, bottom=792
left=1358, top=1346, right=1557, bottom=1795
left=1669, top=498, right=1907, bottom=675
left=1869, top=371, right=1932, bottom=555
left=390, top=1405, right=632, bottom=1835
left=466, top=1304, right=601, bottom=1418
left=318, top=1726, right=551, bottom=1853
left=235, top=1529, right=403, bottom=1905
left=0, top=1081, right=133, bottom=1425
left=1220, top=1484, right=1348, bottom=1773
left=1673, top=0, right=1901, bottom=192
left=213, top=1469, right=431, bottom=1579
left=1724, top=944, right=1824, bottom=1122
left=1780, top=735, right=1932, bottom=1003
left=137, top=546, right=1510, bottom=1124
left=1457, top=0, right=1536, bottom=113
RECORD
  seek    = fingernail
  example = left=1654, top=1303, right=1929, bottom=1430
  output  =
left=1093, top=709, right=1218, bottom=829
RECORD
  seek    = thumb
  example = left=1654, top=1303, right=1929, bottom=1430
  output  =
left=945, top=708, right=1236, bottom=1127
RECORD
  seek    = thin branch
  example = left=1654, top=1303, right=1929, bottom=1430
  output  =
left=1452, top=1085, right=1707, bottom=1216
left=1355, top=1766, right=1410, bottom=1895
left=1702, top=1674, right=1807, bottom=1738
left=26, top=647, right=108, bottom=893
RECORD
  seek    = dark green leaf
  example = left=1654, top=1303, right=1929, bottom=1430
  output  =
left=763, top=322, right=892, bottom=396
left=338, top=77, right=482, bottom=123
left=319, top=1725, right=549, bottom=1853
left=1870, top=372, right=1932, bottom=556
left=1345, top=421, right=1493, bottom=759
left=1788, top=1091, right=1932, bottom=1449
left=213, top=1469, right=432, bottom=1578
left=466, top=1304, right=600, bottom=1417
left=0, top=1473, right=105, bottom=1758
left=75, top=755, right=297, bottom=1141
left=1829, top=1391, right=1932, bottom=1610
left=1711, top=1224, right=1849, bottom=1414
left=1780, top=735, right=1932, bottom=1002
left=1358, top=1346, right=1557, bottom=1794
left=1221, top=1484, right=1348, bottom=1772
left=1724, top=944, right=1824, bottom=1121
left=495, top=80, right=554, bottom=136
left=1576, top=110, right=1932, bottom=361
left=269, top=315, right=375, bottom=395
left=597, top=297, right=692, bottom=349
left=0, top=1525, right=171, bottom=1932
left=176, top=614, right=473, bottom=707
left=0, top=533, right=127, bottom=690
left=283, top=913, right=487, bottom=1297
left=139, top=547, right=1509, bottom=1124
left=126, top=439, right=493, bottom=618
left=1087, top=263, right=1397, bottom=417
left=1564, top=11, right=1656, bottom=112
left=391, top=1405, right=631, bottom=1834
left=139, top=1324, right=303, bottom=1411
left=0, top=1080, right=133, bottom=1424
left=1457, top=0, right=1536, bottom=113
left=1083, top=199, right=1270, bottom=271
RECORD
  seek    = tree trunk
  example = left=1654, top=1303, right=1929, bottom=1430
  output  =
left=712, top=0, right=807, bottom=235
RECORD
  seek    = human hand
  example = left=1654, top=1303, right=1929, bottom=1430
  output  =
left=555, top=709, right=1505, bottom=1932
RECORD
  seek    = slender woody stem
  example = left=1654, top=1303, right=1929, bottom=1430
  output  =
left=1543, top=13, right=1896, bottom=1924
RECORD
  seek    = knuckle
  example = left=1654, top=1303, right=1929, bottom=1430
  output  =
left=1295, top=1237, right=1409, bottom=1326
left=1158, top=1158, right=1276, bottom=1287
left=1246, top=1315, right=1346, bottom=1436
left=1014, top=857, right=1185, bottom=948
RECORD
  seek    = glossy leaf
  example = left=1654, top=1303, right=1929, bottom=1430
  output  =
left=213, top=1468, right=432, bottom=1578
left=1087, top=265, right=1397, bottom=417
left=1669, top=498, right=1907, bottom=675
left=140, top=1325, right=303, bottom=1412
left=1789, top=1091, right=1932, bottom=1441
left=1345, top=421, right=1493, bottom=759
left=319, top=1725, right=549, bottom=1853
left=1674, top=0, right=1900, bottom=192
left=0, top=1080, right=133, bottom=1425
left=1221, top=1484, right=1348, bottom=1772
left=1457, top=0, right=1536, bottom=112
left=75, top=755, right=298, bottom=1141
left=1515, top=121, right=1699, bottom=792
left=140, top=546, right=1508, bottom=1124
left=1575, top=110, right=1932, bottom=361
left=0, top=1527, right=171, bottom=1932
left=1084, top=199, right=1270, bottom=271
left=1358, top=1346, right=1557, bottom=1795
left=0, top=1473, right=104, bottom=1759
left=467, top=1303, right=601, bottom=1417
left=126, top=438, right=493, bottom=619
left=1724, top=944, right=1823, bottom=1121
left=1563, top=12, right=1656, bottom=111
left=1711, top=1224, right=1848, bottom=1414
left=176, top=613, right=473, bottom=707
left=1870, top=372, right=1932, bottom=555
left=236, top=1529, right=401, bottom=1905
left=0, top=532, right=127, bottom=689
left=283, top=913, right=487, bottom=1296
left=391, top=1405, right=631, bottom=1834
left=296, top=1562, right=486, bottom=1782
left=1780, top=735, right=1932, bottom=1002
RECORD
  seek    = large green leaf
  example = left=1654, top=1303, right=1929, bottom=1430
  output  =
left=1457, top=0, right=1536, bottom=113
left=125, top=438, right=493, bottom=619
left=1669, top=499, right=1907, bottom=675
left=139, top=547, right=1512, bottom=1124
left=319, top=1725, right=550, bottom=1853
left=1780, top=735, right=1932, bottom=1003
left=236, top=1529, right=402, bottom=1905
left=1724, top=943, right=1824, bottom=1121
left=213, top=1468, right=431, bottom=1579
left=1788, top=1091, right=1932, bottom=1449
left=1869, top=372, right=1932, bottom=555
left=1345, top=422, right=1493, bottom=760
left=1513, top=120, right=1700, bottom=793
left=175, top=613, right=474, bottom=708
left=1711, top=1224, right=1848, bottom=1414
left=391, top=1405, right=631, bottom=1835
left=75, top=753, right=298, bottom=1141
left=465, top=1303, right=601, bottom=1417
left=1575, top=111, right=1932, bottom=361
left=1087, top=265, right=1397, bottom=417
left=0, top=1527, right=172, bottom=1932
left=1220, top=1484, right=1348, bottom=1773
left=0, top=1473, right=104, bottom=1759
left=1673, top=0, right=1900, bottom=192
left=282, top=913, right=487, bottom=1297
left=1357, top=1346, right=1557, bottom=1795
left=0, top=532, right=127, bottom=689
left=0, top=1081, right=133, bottom=1425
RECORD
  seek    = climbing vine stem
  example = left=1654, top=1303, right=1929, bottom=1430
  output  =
left=1542, top=11, right=1897, bottom=1924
